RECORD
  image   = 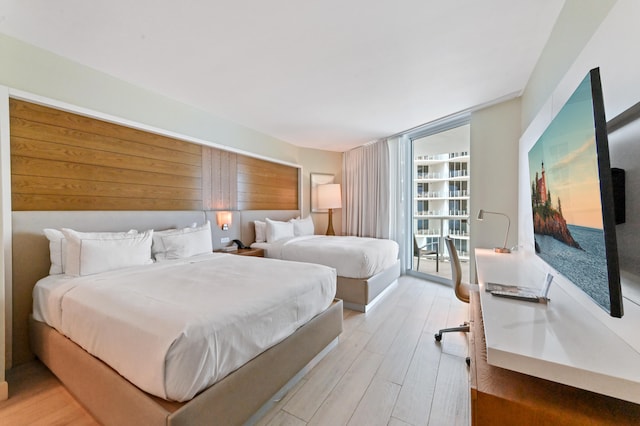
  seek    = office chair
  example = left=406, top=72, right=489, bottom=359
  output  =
left=434, top=237, right=472, bottom=342
left=413, top=235, right=439, bottom=272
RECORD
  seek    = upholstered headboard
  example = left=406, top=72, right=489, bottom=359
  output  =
left=11, top=210, right=208, bottom=366
left=239, top=210, right=301, bottom=245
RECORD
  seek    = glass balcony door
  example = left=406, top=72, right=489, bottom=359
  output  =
left=410, top=123, right=471, bottom=283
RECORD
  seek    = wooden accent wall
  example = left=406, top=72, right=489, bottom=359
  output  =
left=10, top=99, right=203, bottom=210
left=202, top=147, right=238, bottom=210
left=237, top=156, right=298, bottom=210
left=9, top=99, right=298, bottom=211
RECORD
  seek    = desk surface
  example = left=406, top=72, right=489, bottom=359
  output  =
left=475, top=248, right=640, bottom=404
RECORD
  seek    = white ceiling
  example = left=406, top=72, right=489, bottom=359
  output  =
left=0, top=0, right=564, bottom=152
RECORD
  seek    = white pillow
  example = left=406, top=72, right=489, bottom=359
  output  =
left=254, top=220, right=266, bottom=243
left=43, top=228, right=66, bottom=275
left=62, top=228, right=153, bottom=276
left=153, top=221, right=213, bottom=261
left=291, top=216, right=314, bottom=236
left=266, top=218, right=295, bottom=243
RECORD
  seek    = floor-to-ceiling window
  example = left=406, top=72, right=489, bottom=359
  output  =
left=410, top=122, right=471, bottom=283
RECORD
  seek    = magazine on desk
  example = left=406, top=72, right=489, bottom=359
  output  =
left=486, top=273, right=554, bottom=304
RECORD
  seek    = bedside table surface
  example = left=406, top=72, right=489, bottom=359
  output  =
left=230, top=247, right=264, bottom=257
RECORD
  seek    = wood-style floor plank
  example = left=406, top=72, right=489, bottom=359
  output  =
left=347, top=377, right=401, bottom=426
left=0, top=276, right=470, bottom=426
left=283, top=329, right=373, bottom=421
left=428, top=353, right=470, bottom=426
left=376, top=283, right=437, bottom=385
left=391, top=289, right=455, bottom=425
left=308, top=349, right=384, bottom=426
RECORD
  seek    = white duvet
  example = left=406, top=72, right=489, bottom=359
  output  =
left=253, top=235, right=399, bottom=279
left=32, top=253, right=336, bottom=402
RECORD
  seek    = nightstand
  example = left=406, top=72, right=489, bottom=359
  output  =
left=230, top=247, right=264, bottom=257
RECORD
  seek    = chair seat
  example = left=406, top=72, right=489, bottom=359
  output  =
left=455, top=281, right=476, bottom=304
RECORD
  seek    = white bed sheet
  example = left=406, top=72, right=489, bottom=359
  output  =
left=252, top=235, right=399, bottom=279
left=32, top=253, right=336, bottom=402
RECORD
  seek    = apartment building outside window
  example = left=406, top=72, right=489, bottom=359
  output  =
left=411, top=123, right=470, bottom=283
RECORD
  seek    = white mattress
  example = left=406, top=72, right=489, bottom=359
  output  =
left=32, top=253, right=336, bottom=402
left=252, top=235, right=399, bottom=279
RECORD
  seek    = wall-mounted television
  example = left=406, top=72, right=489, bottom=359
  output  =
left=527, top=67, right=623, bottom=318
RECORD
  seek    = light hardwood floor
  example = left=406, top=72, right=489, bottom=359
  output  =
left=0, top=276, right=470, bottom=425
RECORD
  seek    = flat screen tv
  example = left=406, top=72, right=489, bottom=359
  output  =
left=528, top=67, right=623, bottom=318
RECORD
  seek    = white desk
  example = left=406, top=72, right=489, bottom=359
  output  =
left=475, top=248, right=640, bottom=404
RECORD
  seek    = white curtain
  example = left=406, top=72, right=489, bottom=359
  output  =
left=342, top=140, right=390, bottom=238
left=388, top=135, right=411, bottom=272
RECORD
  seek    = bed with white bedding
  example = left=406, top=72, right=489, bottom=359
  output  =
left=33, top=253, right=336, bottom=402
left=252, top=235, right=398, bottom=279
left=14, top=210, right=343, bottom=426
left=241, top=211, right=401, bottom=312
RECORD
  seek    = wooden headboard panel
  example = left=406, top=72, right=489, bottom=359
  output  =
left=10, top=99, right=203, bottom=210
left=9, top=99, right=299, bottom=211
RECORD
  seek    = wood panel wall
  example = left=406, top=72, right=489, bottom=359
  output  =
left=9, top=99, right=298, bottom=211
left=237, top=156, right=298, bottom=210
left=202, top=147, right=238, bottom=210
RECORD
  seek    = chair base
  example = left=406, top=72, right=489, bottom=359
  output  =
left=434, top=322, right=469, bottom=342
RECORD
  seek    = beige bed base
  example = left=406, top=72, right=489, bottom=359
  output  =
left=336, top=259, right=401, bottom=312
left=239, top=210, right=401, bottom=312
left=30, top=300, right=343, bottom=426
left=12, top=210, right=343, bottom=425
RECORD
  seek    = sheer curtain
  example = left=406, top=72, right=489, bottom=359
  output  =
left=342, top=139, right=390, bottom=238
left=388, top=135, right=411, bottom=272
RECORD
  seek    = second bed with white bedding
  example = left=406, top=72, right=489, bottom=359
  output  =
left=32, top=252, right=336, bottom=402
left=252, top=235, right=399, bottom=279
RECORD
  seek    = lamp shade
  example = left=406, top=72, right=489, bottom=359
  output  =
left=216, top=211, right=232, bottom=230
left=317, top=184, right=342, bottom=209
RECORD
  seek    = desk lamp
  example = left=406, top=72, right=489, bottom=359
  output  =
left=477, top=209, right=511, bottom=253
left=317, top=184, right=341, bottom=236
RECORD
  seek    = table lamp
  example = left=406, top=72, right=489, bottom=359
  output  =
left=317, top=183, right=341, bottom=236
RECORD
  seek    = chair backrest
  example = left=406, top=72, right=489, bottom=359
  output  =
left=444, top=237, right=469, bottom=303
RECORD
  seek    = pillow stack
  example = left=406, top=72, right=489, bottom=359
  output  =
left=43, top=228, right=153, bottom=276
left=43, top=221, right=213, bottom=276
left=257, top=216, right=315, bottom=243
left=152, top=221, right=213, bottom=261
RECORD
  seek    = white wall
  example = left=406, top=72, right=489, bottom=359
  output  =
left=520, top=0, right=618, bottom=131
left=609, top=119, right=640, bottom=273
left=469, top=98, right=521, bottom=281
left=298, top=148, right=343, bottom=235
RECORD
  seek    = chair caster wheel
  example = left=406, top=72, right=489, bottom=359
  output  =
left=434, top=333, right=442, bottom=342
